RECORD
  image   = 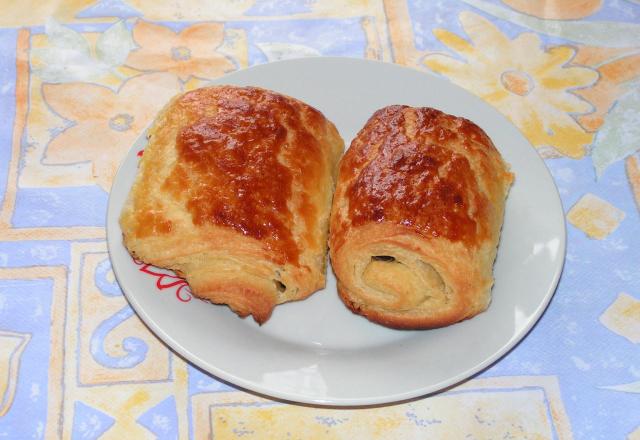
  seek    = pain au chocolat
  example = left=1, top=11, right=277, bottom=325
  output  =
left=120, top=86, right=344, bottom=324
left=329, top=105, right=513, bottom=329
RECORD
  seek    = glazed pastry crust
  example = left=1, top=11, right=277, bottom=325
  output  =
left=329, top=105, right=513, bottom=329
left=120, top=86, right=344, bottom=323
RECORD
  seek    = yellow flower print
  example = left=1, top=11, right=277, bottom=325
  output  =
left=43, top=72, right=181, bottom=191
left=126, top=20, right=235, bottom=81
left=423, top=11, right=598, bottom=158
left=573, top=47, right=640, bottom=132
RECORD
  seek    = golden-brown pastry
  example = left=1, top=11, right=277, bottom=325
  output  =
left=329, top=105, right=513, bottom=329
left=120, top=86, right=344, bottom=323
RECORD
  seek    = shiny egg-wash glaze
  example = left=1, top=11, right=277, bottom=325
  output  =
left=120, top=86, right=344, bottom=323
left=330, top=105, right=513, bottom=329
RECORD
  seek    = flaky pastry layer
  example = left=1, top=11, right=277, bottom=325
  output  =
left=329, top=105, right=513, bottom=329
left=120, top=86, right=344, bottom=323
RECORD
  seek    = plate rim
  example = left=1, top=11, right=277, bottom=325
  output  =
left=106, top=56, right=567, bottom=406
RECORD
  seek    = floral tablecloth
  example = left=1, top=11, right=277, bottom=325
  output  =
left=1, top=1, right=639, bottom=438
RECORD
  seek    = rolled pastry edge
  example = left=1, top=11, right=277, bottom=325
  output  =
left=121, top=226, right=326, bottom=325
left=330, top=222, right=497, bottom=329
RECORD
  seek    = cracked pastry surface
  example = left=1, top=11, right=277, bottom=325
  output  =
left=120, top=85, right=344, bottom=323
left=329, top=105, right=513, bottom=329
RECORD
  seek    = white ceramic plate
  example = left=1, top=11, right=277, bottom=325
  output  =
left=107, top=57, right=565, bottom=406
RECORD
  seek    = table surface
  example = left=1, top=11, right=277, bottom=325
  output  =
left=0, top=1, right=639, bottom=439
